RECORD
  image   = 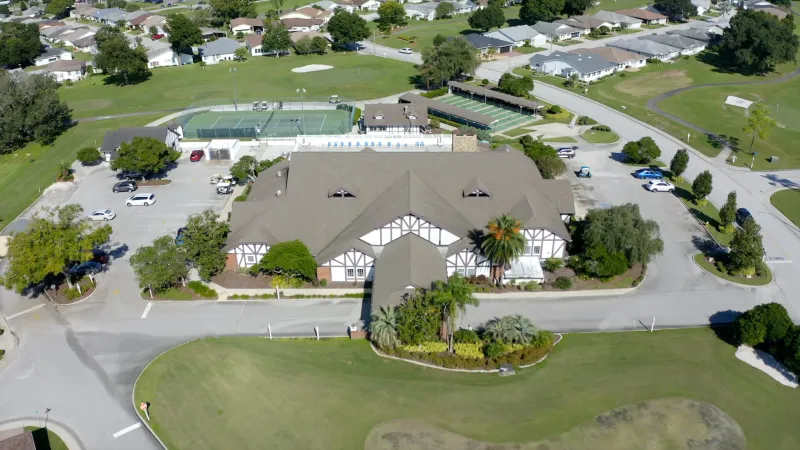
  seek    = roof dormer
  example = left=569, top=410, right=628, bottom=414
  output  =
left=462, top=177, right=490, bottom=198
left=328, top=187, right=357, bottom=198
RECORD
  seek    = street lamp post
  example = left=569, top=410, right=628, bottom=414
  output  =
left=230, top=67, right=238, bottom=110
left=296, top=88, right=306, bottom=135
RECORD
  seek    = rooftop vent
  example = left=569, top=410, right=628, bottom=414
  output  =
left=276, top=190, right=282, bottom=196
left=277, top=170, right=282, bottom=177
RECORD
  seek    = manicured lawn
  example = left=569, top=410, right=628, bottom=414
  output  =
left=514, top=46, right=547, bottom=54
left=255, top=0, right=315, bottom=15
left=672, top=180, right=734, bottom=247
left=503, top=126, right=535, bottom=137
left=693, top=253, right=773, bottom=286
left=369, top=6, right=521, bottom=50
left=770, top=189, right=800, bottom=228
left=0, top=115, right=165, bottom=231
left=542, top=136, right=578, bottom=143
left=24, top=427, right=69, bottom=450
left=134, top=328, right=800, bottom=450
left=59, top=54, right=418, bottom=119
left=554, top=39, right=583, bottom=46
left=580, top=129, right=619, bottom=144
left=623, top=159, right=666, bottom=167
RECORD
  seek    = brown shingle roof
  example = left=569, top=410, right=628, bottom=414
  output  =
left=292, top=6, right=332, bottom=19
left=0, top=431, right=36, bottom=450
left=280, top=17, right=324, bottom=28
left=398, top=93, right=497, bottom=128
left=230, top=17, right=263, bottom=28
left=129, top=13, right=151, bottom=26
left=244, top=34, right=262, bottom=48
left=363, top=103, right=428, bottom=127
left=615, top=8, right=667, bottom=20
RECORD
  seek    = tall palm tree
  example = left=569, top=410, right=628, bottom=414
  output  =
left=272, top=0, right=284, bottom=14
left=369, top=306, right=400, bottom=350
left=430, top=274, right=479, bottom=353
left=481, top=214, right=525, bottom=285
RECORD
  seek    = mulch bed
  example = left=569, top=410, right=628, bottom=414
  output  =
left=49, top=278, right=96, bottom=305
left=541, top=264, right=644, bottom=291
left=211, top=271, right=365, bottom=289
left=139, top=179, right=172, bottom=186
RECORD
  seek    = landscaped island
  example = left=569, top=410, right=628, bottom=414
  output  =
left=133, top=328, right=800, bottom=449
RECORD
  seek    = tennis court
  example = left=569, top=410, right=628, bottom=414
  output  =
left=182, top=109, right=352, bottom=139
left=438, top=95, right=537, bottom=131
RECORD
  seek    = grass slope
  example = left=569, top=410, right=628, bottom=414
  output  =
left=134, top=328, right=800, bottom=450
left=60, top=54, right=417, bottom=119
left=770, top=189, right=800, bottom=227
left=0, top=115, right=164, bottom=231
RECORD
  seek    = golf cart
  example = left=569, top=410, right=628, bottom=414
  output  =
left=329, top=95, right=340, bottom=104
left=210, top=173, right=223, bottom=184
left=577, top=166, right=592, bottom=179
left=216, top=180, right=234, bottom=195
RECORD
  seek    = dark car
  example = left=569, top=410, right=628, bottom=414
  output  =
left=112, top=180, right=137, bottom=193
left=190, top=150, right=205, bottom=162
left=92, top=249, right=109, bottom=265
left=116, top=170, right=144, bottom=180
left=176, top=227, right=187, bottom=246
left=69, top=261, right=103, bottom=276
left=736, top=208, right=753, bottom=226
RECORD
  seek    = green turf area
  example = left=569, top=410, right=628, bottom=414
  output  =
left=24, top=427, right=69, bottom=450
left=588, top=0, right=649, bottom=12
left=134, top=328, right=800, bottom=450
left=182, top=109, right=352, bottom=138
left=770, top=189, right=800, bottom=227
left=623, top=159, right=666, bottom=167
left=513, top=46, right=548, bottom=54
left=369, top=6, right=521, bottom=50
left=580, top=129, right=619, bottom=144
left=438, top=94, right=536, bottom=131
left=554, top=39, right=583, bottom=46
left=542, top=136, right=578, bottom=143
left=59, top=54, right=417, bottom=119
left=254, top=0, right=318, bottom=15
left=658, top=77, right=800, bottom=170
left=693, top=253, right=772, bottom=286
left=0, top=114, right=164, bottom=231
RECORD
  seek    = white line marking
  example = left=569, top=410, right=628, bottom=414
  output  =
left=6, top=303, right=46, bottom=321
left=112, top=422, right=142, bottom=439
left=141, top=301, right=153, bottom=319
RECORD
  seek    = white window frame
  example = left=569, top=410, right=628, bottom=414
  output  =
left=346, top=268, right=355, bottom=277
left=533, top=245, right=541, bottom=256
left=356, top=268, right=365, bottom=278
left=456, top=268, right=465, bottom=276
left=524, top=243, right=532, bottom=255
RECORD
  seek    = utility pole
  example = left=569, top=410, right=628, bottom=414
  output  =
left=230, top=67, right=238, bottom=111
left=296, top=88, right=306, bottom=135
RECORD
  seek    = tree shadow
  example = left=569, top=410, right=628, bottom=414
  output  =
left=691, top=235, right=720, bottom=254
left=107, top=243, right=129, bottom=260
left=102, top=71, right=152, bottom=86
left=29, top=428, right=53, bottom=450
left=709, top=308, right=741, bottom=348
left=707, top=133, right=740, bottom=150
left=506, top=18, right=525, bottom=27
left=458, top=29, right=482, bottom=37
left=695, top=49, right=770, bottom=77
left=608, top=152, right=626, bottom=163
left=760, top=174, right=800, bottom=190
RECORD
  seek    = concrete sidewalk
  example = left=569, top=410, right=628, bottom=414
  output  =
left=0, top=419, right=84, bottom=450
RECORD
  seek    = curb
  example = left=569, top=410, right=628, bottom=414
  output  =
left=369, top=334, right=563, bottom=373
left=0, top=418, right=86, bottom=450
left=53, top=280, right=101, bottom=308
left=0, top=314, right=19, bottom=377
left=473, top=267, right=647, bottom=300
left=691, top=253, right=772, bottom=288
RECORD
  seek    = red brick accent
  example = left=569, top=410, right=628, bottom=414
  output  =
left=349, top=330, right=367, bottom=340
left=317, top=266, right=331, bottom=282
left=225, top=253, right=238, bottom=270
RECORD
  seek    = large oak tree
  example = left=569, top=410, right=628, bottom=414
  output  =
left=719, top=10, right=798, bottom=74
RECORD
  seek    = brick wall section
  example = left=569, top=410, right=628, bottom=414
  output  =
left=317, top=266, right=331, bottom=282
left=225, top=253, right=238, bottom=270
left=452, top=133, right=478, bottom=152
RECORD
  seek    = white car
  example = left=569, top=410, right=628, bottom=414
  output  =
left=126, top=193, right=156, bottom=207
left=88, top=209, right=116, bottom=221
left=399, top=48, right=413, bottom=54
left=646, top=180, right=675, bottom=193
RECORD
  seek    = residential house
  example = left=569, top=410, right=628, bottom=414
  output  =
left=363, top=103, right=428, bottom=134
left=483, top=25, right=547, bottom=48
left=127, top=12, right=151, bottom=30
left=141, top=14, right=168, bottom=35
left=531, top=21, right=582, bottom=41
left=689, top=21, right=724, bottom=35
left=462, top=33, right=513, bottom=54
left=640, top=33, right=706, bottom=55
left=530, top=50, right=617, bottom=82
left=198, top=37, right=241, bottom=64
left=591, top=10, right=642, bottom=29
left=57, top=28, right=95, bottom=47
left=281, top=17, right=324, bottom=32
left=280, top=6, right=333, bottom=23
left=347, top=0, right=381, bottom=10
left=244, top=34, right=264, bottom=56
left=43, top=60, right=86, bottom=83
left=290, top=31, right=331, bottom=52
left=223, top=151, right=575, bottom=303
left=230, top=17, right=263, bottom=35
left=555, top=15, right=615, bottom=35
left=749, top=4, right=789, bottom=18
left=38, top=20, right=65, bottom=30
left=615, top=8, right=668, bottom=25
left=72, top=35, right=97, bottom=54
left=100, top=126, right=181, bottom=162
left=667, top=27, right=714, bottom=43
left=690, top=0, right=710, bottom=15
left=21, top=6, right=42, bottom=17
left=147, top=47, right=193, bottom=68
left=608, top=38, right=681, bottom=60
left=41, top=25, right=70, bottom=41
left=452, top=0, right=478, bottom=14
left=310, top=0, right=354, bottom=12
left=91, top=7, right=126, bottom=24
left=70, top=3, right=96, bottom=19
left=405, top=2, right=438, bottom=20
left=569, top=46, right=646, bottom=70
left=34, top=47, right=73, bottom=66
left=200, top=27, right=227, bottom=41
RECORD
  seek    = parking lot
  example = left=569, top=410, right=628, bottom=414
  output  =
left=563, top=140, right=721, bottom=294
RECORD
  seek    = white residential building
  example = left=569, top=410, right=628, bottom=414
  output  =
left=530, top=50, right=617, bottom=82
left=146, top=48, right=193, bottom=68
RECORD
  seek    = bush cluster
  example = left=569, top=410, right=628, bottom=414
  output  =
left=228, top=292, right=365, bottom=300
left=577, top=116, right=597, bottom=126
left=591, top=125, right=611, bottom=132
left=734, top=303, right=800, bottom=374
left=454, top=328, right=480, bottom=343
left=421, top=87, right=448, bottom=98
left=352, top=107, right=362, bottom=126
left=397, top=34, right=417, bottom=42
left=187, top=281, right=218, bottom=299
left=553, top=276, right=573, bottom=290
left=548, top=105, right=562, bottom=114
left=382, top=342, right=553, bottom=370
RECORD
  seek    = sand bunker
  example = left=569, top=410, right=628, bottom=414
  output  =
left=736, top=345, right=798, bottom=388
left=291, top=64, right=334, bottom=73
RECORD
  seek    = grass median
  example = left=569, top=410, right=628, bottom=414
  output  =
left=770, top=189, right=800, bottom=227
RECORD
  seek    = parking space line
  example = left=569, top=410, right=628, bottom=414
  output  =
left=112, top=422, right=142, bottom=439
left=6, top=303, right=46, bottom=321
left=141, top=302, right=153, bottom=319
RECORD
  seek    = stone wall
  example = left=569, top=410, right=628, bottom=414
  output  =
left=452, top=132, right=478, bottom=153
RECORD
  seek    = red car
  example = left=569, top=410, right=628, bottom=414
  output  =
left=190, top=150, right=204, bottom=162
left=152, top=34, right=165, bottom=40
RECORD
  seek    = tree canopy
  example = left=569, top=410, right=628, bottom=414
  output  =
left=435, top=2, right=455, bottom=19
left=718, top=191, right=737, bottom=232
left=519, top=135, right=566, bottom=179
left=182, top=209, right=230, bottom=280
left=498, top=72, right=533, bottom=97
left=563, top=0, right=592, bottom=16
left=2, top=204, right=112, bottom=292
left=728, top=217, right=764, bottom=274
left=94, top=26, right=150, bottom=85
left=395, top=289, right=441, bottom=345
left=419, top=37, right=479, bottom=87
left=167, top=13, right=203, bottom=53
left=719, top=10, right=798, bottom=74
left=429, top=274, right=478, bottom=352
left=468, top=5, right=505, bottom=32
left=210, top=0, right=256, bottom=21
left=744, top=104, right=776, bottom=152
left=261, top=20, right=292, bottom=54
left=621, top=136, right=661, bottom=164
left=229, top=155, right=259, bottom=181
left=735, top=302, right=792, bottom=347
left=377, top=0, right=407, bottom=33
left=669, top=148, right=689, bottom=178
left=130, top=235, right=190, bottom=294
left=77, top=147, right=102, bottom=165
left=110, top=136, right=181, bottom=176
left=327, top=10, right=370, bottom=48
left=0, top=71, right=72, bottom=153
left=370, top=306, right=400, bottom=349
left=45, top=0, right=74, bottom=18
left=692, top=170, right=713, bottom=202
left=253, top=240, right=317, bottom=280
left=0, top=23, right=44, bottom=68
left=654, top=0, right=695, bottom=21
left=520, top=0, right=564, bottom=24
left=581, top=203, right=664, bottom=266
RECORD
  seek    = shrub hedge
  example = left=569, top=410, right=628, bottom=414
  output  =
left=591, top=125, right=611, bottom=132
left=421, top=87, right=448, bottom=98
left=382, top=341, right=554, bottom=370
left=188, top=281, right=218, bottom=299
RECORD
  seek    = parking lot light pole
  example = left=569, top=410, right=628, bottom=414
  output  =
left=230, top=68, right=238, bottom=110
left=296, top=87, right=306, bottom=134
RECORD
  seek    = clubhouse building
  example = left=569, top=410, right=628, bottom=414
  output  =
left=224, top=151, right=574, bottom=308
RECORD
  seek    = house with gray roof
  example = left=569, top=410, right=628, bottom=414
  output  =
left=608, top=38, right=681, bottom=60
left=72, top=35, right=97, bottom=54
left=34, top=47, right=72, bottom=67
left=555, top=15, right=614, bottom=34
left=224, top=151, right=575, bottom=306
left=667, top=28, right=715, bottom=43
left=569, top=46, right=646, bottom=70
left=363, top=103, right=429, bottom=134
left=100, top=126, right=181, bottom=161
left=592, top=10, right=642, bottom=28
left=57, top=28, right=95, bottom=47
left=483, top=25, right=547, bottom=48
left=199, top=37, right=241, bottom=64
left=531, top=21, right=582, bottom=42
left=462, top=33, right=513, bottom=54
left=405, top=2, right=439, bottom=21
left=530, top=50, right=617, bottom=82
left=640, top=33, right=706, bottom=55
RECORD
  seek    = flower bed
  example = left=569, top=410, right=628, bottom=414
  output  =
left=211, top=271, right=364, bottom=289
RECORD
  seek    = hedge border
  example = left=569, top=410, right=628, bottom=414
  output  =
left=370, top=334, right=563, bottom=373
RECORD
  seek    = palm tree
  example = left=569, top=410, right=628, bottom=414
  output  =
left=430, top=274, right=479, bottom=353
left=369, top=306, right=399, bottom=350
left=483, top=315, right=537, bottom=344
left=272, top=0, right=284, bottom=13
left=480, top=214, right=525, bottom=285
